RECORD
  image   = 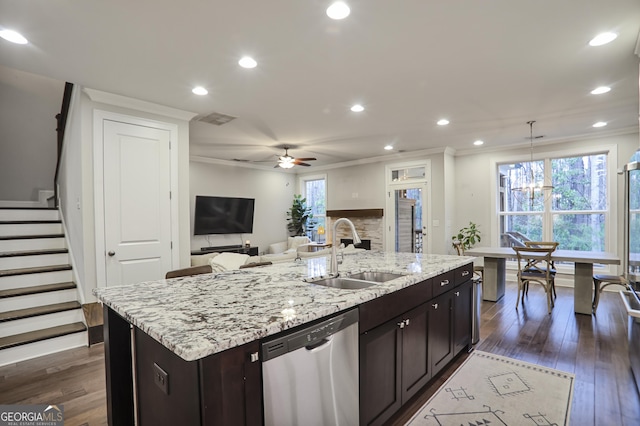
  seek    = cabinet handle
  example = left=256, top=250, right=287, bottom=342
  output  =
left=462, top=270, right=470, bottom=276
left=432, top=303, right=439, bottom=309
left=250, top=352, right=259, bottom=363
left=440, top=280, right=449, bottom=287
left=405, top=319, right=410, bottom=326
left=455, top=291, right=460, bottom=296
left=398, top=321, right=405, bottom=329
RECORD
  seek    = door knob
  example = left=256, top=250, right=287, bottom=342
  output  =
left=108, top=251, right=115, bottom=257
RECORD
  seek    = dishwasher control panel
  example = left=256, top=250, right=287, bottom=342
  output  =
left=261, top=308, right=359, bottom=361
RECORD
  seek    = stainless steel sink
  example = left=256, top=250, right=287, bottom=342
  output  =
left=345, top=271, right=405, bottom=283
left=308, top=271, right=405, bottom=289
left=308, top=277, right=377, bottom=290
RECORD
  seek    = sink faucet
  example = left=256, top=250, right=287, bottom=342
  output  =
left=330, top=218, right=362, bottom=276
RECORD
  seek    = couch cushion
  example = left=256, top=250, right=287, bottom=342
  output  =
left=210, top=252, right=250, bottom=270
left=268, top=241, right=288, bottom=254
left=288, top=236, right=311, bottom=249
left=191, top=252, right=219, bottom=266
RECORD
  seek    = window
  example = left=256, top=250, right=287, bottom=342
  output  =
left=301, top=176, right=326, bottom=242
left=498, top=153, right=608, bottom=252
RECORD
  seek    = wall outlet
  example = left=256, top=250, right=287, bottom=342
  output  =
left=153, top=362, right=169, bottom=395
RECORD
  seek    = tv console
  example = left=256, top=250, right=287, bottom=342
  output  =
left=192, top=245, right=258, bottom=256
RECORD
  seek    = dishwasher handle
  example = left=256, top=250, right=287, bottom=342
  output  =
left=306, top=337, right=331, bottom=351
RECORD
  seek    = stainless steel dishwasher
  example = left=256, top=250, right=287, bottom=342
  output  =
left=262, top=308, right=359, bottom=426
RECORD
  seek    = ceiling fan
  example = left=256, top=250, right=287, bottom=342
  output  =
left=275, top=146, right=316, bottom=168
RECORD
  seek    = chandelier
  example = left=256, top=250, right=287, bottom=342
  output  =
left=511, top=121, right=554, bottom=207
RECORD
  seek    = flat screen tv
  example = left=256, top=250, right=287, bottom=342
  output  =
left=193, top=196, right=255, bottom=235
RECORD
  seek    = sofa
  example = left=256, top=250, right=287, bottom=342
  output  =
left=190, top=238, right=364, bottom=272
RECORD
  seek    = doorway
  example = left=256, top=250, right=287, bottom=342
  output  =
left=385, top=162, right=430, bottom=253
left=93, top=111, right=179, bottom=287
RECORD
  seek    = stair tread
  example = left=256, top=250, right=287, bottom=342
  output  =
left=0, top=282, right=76, bottom=299
left=0, top=234, right=64, bottom=241
left=0, top=248, right=68, bottom=258
left=0, top=322, right=86, bottom=350
left=0, top=207, right=57, bottom=210
left=0, top=220, right=61, bottom=224
left=0, top=301, right=81, bottom=322
left=0, top=264, right=71, bottom=277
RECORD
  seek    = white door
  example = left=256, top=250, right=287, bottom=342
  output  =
left=103, top=119, right=172, bottom=286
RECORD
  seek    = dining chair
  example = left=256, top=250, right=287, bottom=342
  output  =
left=453, top=242, right=484, bottom=283
left=165, top=264, right=213, bottom=279
left=523, top=241, right=559, bottom=298
left=513, top=246, right=557, bottom=314
left=592, top=274, right=628, bottom=313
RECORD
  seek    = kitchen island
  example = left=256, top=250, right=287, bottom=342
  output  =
left=95, top=251, right=475, bottom=426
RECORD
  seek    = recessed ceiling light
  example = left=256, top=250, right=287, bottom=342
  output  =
left=327, top=2, right=350, bottom=20
left=589, top=32, right=617, bottom=46
left=350, top=104, right=364, bottom=112
left=238, top=56, right=257, bottom=69
left=590, top=86, right=611, bottom=95
left=473, top=140, right=484, bottom=146
left=192, top=86, right=208, bottom=96
left=592, top=121, right=607, bottom=128
left=0, top=29, right=28, bottom=44
left=437, top=119, right=450, bottom=126
left=384, top=145, right=393, bottom=150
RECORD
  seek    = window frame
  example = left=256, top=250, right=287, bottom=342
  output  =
left=490, top=144, right=618, bottom=274
left=299, top=173, right=327, bottom=242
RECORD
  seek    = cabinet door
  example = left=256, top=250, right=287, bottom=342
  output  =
left=453, top=280, right=473, bottom=355
left=360, top=318, right=403, bottom=426
left=200, top=341, right=262, bottom=426
left=400, top=304, right=431, bottom=403
left=429, top=292, right=453, bottom=376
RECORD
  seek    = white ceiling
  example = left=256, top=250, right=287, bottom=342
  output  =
left=1, top=0, right=639, bottom=168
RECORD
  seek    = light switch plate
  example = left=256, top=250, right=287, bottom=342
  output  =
left=153, top=362, right=169, bottom=395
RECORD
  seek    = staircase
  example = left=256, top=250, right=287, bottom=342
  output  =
left=0, top=206, right=87, bottom=366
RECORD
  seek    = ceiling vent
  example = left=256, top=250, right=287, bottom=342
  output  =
left=194, top=112, right=237, bottom=126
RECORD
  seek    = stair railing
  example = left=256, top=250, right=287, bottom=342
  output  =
left=53, top=82, right=74, bottom=208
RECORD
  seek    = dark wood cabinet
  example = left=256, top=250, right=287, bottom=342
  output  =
left=453, top=280, right=473, bottom=355
left=359, top=266, right=474, bottom=426
left=200, top=341, right=262, bottom=426
left=359, top=303, right=432, bottom=426
left=428, top=291, right=453, bottom=376
left=359, top=316, right=403, bottom=426
left=400, top=304, right=431, bottom=402
left=104, top=307, right=263, bottom=426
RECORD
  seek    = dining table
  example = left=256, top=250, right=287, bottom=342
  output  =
left=465, top=247, right=620, bottom=315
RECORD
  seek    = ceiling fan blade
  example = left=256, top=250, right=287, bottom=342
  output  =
left=294, top=157, right=316, bottom=161
left=295, top=162, right=312, bottom=167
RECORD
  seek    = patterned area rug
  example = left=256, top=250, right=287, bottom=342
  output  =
left=406, top=350, right=574, bottom=426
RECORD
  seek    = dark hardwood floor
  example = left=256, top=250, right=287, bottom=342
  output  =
left=0, top=283, right=638, bottom=426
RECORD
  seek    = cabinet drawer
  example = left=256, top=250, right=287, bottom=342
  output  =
left=454, top=263, right=473, bottom=286
left=359, top=278, right=432, bottom=333
left=432, top=270, right=455, bottom=297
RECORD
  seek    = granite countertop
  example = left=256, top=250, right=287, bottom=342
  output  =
left=94, top=251, right=473, bottom=361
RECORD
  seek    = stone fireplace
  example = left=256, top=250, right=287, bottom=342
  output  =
left=326, top=209, right=384, bottom=251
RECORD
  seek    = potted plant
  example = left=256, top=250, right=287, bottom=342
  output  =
left=287, top=194, right=316, bottom=236
left=452, top=221, right=481, bottom=255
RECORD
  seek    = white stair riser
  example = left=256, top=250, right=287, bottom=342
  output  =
left=0, top=210, right=59, bottom=221
left=0, top=223, right=62, bottom=237
left=0, top=309, right=84, bottom=338
left=0, top=330, right=87, bottom=367
left=0, top=270, right=72, bottom=290
left=0, top=253, right=69, bottom=270
left=0, top=289, right=78, bottom=312
left=0, top=237, right=66, bottom=252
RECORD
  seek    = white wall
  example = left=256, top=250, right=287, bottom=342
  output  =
left=298, top=150, right=452, bottom=254
left=0, top=65, right=63, bottom=201
left=453, top=132, right=639, bottom=277
left=189, top=161, right=295, bottom=253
